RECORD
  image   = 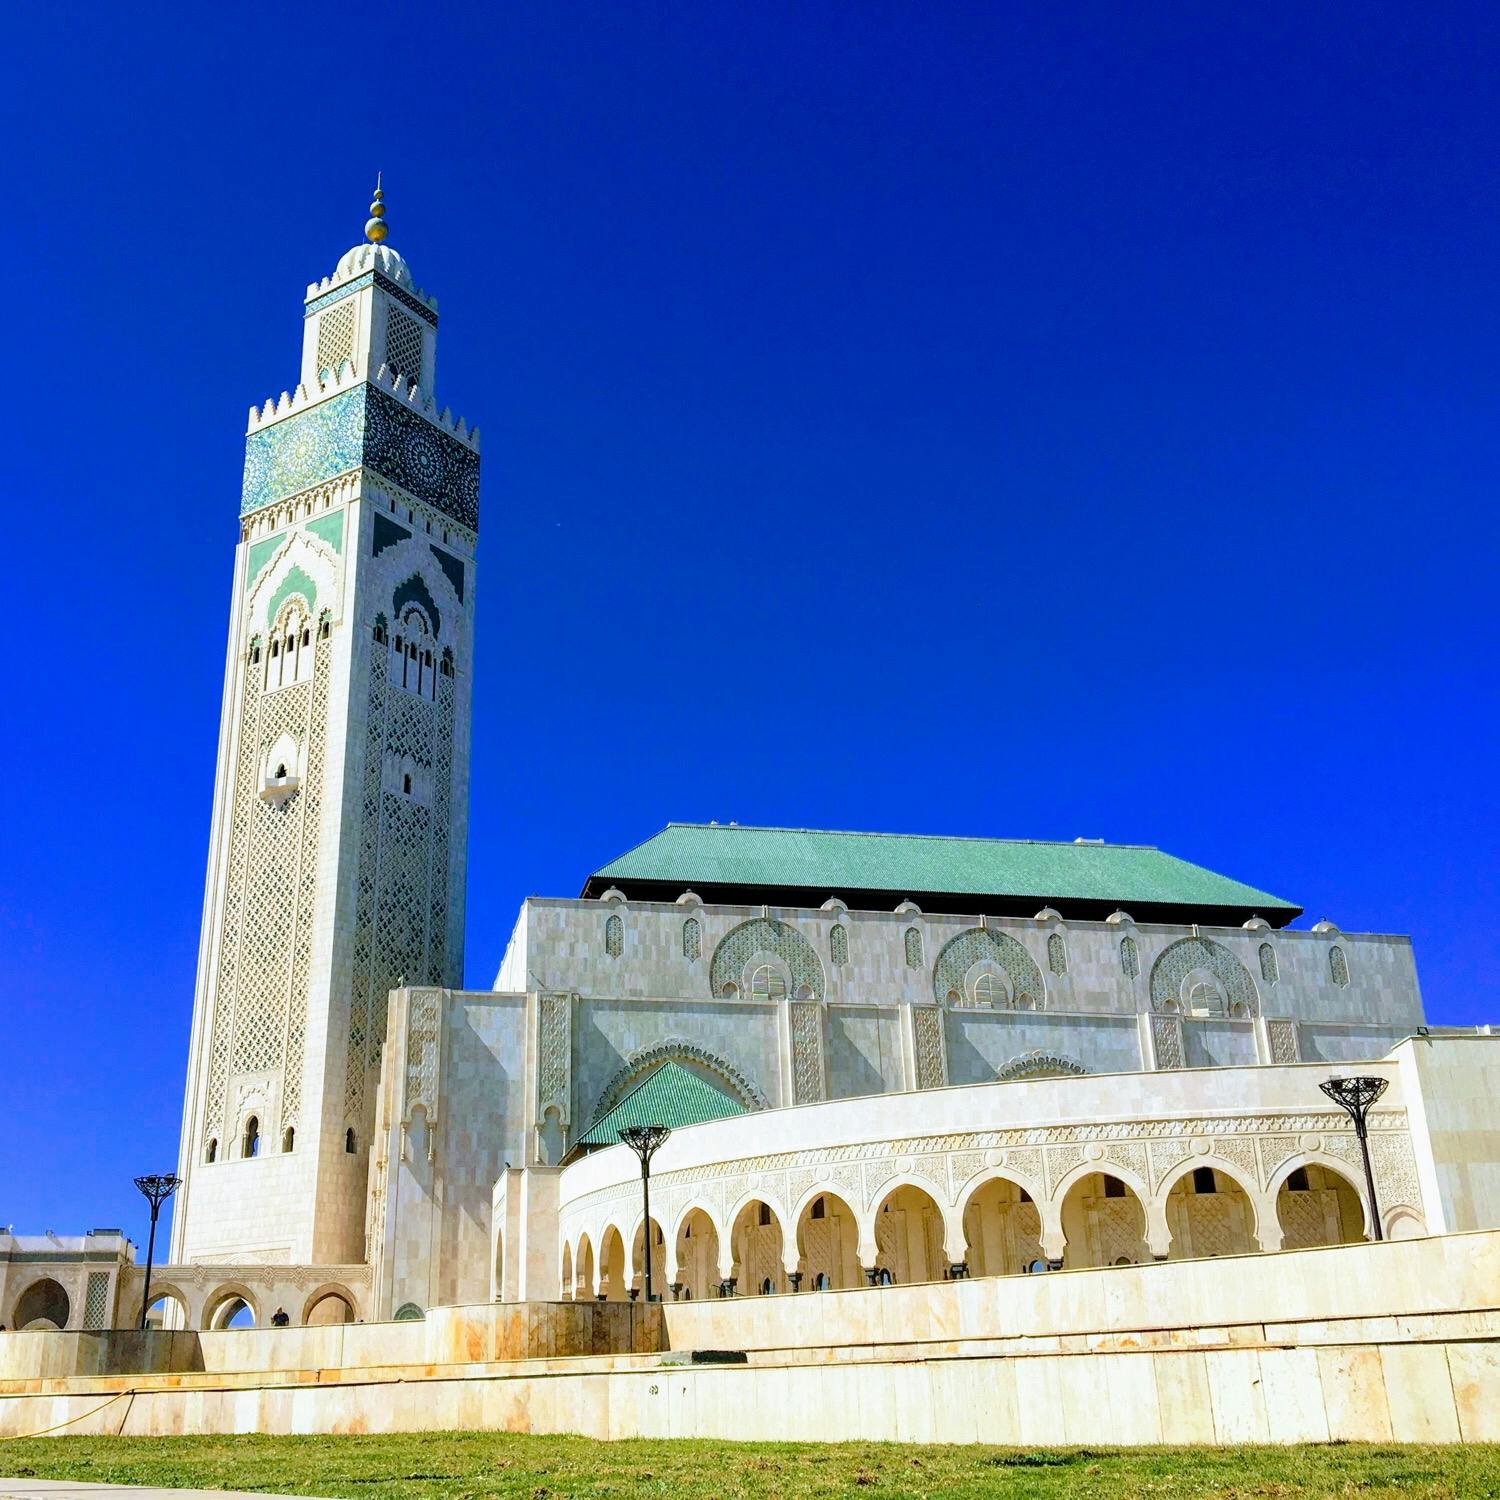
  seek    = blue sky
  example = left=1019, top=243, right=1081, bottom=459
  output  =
left=2, top=1, right=1496, bottom=1249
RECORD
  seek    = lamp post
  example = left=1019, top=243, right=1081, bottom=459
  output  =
left=133, top=1174, right=181, bottom=1329
left=618, top=1124, right=670, bottom=1303
left=1318, top=1076, right=1387, bottom=1242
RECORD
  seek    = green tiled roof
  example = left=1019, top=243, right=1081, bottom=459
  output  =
left=578, top=1062, right=746, bottom=1148
left=584, top=823, right=1299, bottom=918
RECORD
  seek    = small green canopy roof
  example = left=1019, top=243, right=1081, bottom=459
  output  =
left=580, top=823, right=1301, bottom=926
left=578, top=1062, right=746, bottom=1147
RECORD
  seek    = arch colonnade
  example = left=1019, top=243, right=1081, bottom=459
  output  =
left=557, top=1152, right=1398, bottom=1303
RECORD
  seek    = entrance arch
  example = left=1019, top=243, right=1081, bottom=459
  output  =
left=672, top=1206, right=720, bottom=1299
left=599, top=1225, right=628, bottom=1301
left=143, top=1286, right=189, bottom=1331
left=12, top=1278, right=70, bottom=1331
left=871, top=1182, right=947, bottom=1284
left=630, top=1217, right=667, bottom=1299
left=303, top=1287, right=356, bottom=1325
left=1059, top=1171, right=1149, bottom=1268
left=204, top=1286, right=258, bottom=1330
left=574, top=1233, right=595, bottom=1300
left=730, top=1198, right=787, bottom=1295
left=1275, top=1162, right=1367, bottom=1249
left=960, top=1176, right=1044, bottom=1276
left=794, top=1191, right=859, bottom=1290
left=1163, top=1163, right=1257, bottom=1259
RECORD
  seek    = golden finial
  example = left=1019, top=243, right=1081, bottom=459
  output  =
left=364, top=173, right=388, bottom=244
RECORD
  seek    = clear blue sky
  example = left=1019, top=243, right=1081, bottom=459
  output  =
left=2, top=1, right=1496, bottom=1250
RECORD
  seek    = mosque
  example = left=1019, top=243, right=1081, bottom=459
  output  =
left=3, top=192, right=1497, bottom=1354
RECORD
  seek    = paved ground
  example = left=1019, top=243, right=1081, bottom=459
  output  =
left=0, top=1484, right=324, bottom=1500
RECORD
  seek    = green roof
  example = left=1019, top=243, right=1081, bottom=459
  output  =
left=578, top=1062, right=747, bottom=1147
left=582, top=823, right=1300, bottom=922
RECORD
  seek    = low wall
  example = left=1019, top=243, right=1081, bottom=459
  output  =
left=660, top=1224, right=1500, bottom=1353
left=0, top=1300, right=662, bottom=1383
left=0, top=1233, right=1496, bottom=1445
left=0, top=1338, right=1494, bottom=1444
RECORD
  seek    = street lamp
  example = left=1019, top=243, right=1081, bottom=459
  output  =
left=1318, top=1076, right=1387, bottom=1242
left=133, top=1174, right=181, bottom=1329
left=617, top=1124, right=670, bottom=1303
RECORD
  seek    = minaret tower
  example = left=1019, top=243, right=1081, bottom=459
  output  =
left=171, top=186, right=480, bottom=1266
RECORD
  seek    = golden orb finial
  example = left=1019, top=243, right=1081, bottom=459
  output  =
left=364, top=174, right=388, bottom=244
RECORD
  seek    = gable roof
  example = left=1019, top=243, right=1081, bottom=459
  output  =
left=577, top=1061, right=747, bottom=1148
left=581, top=823, right=1301, bottom=927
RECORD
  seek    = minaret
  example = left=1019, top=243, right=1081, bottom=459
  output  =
left=171, top=186, right=479, bottom=1267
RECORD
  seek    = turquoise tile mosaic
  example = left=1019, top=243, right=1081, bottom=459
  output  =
left=241, top=385, right=480, bottom=530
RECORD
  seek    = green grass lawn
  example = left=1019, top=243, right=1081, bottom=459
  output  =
left=1, top=1433, right=1497, bottom=1499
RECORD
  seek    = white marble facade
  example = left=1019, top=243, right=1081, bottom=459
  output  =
left=365, top=892, right=1434, bottom=1317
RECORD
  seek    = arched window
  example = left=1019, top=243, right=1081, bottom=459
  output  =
left=388, top=604, right=439, bottom=701
left=373, top=616, right=388, bottom=646
left=830, top=924, right=848, bottom=967
left=1188, top=980, right=1224, bottom=1014
left=904, top=928, right=923, bottom=968
left=1047, top=932, right=1068, bottom=975
left=1192, top=1166, right=1217, bottom=1194
left=972, top=972, right=1006, bottom=1008
left=282, top=1127, right=295, bottom=1153
left=205, top=1138, right=217, bottom=1164
left=1329, top=946, right=1350, bottom=988
left=682, top=918, right=700, bottom=961
left=1260, top=943, right=1279, bottom=983
left=750, top=965, right=786, bottom=1002
left=440, top=648, right=454, bottom=678
left=876, top=1267, right=895, bottom=1286
left=402, top=773, right=413, bottom=795
left=813, top=1271, right=831, bottom=1290
left=758, top=1203, right=772, bottom=1226
left=605, top=913, right=623, bottom=959
left=1120, top=936, right=1139, bottom=980
left=760, top=1277, right=774, bottom=1295
left=345, top=1127, right=357, bottom=1154
left=248, top=636, right=262, bottom=666
left=242, top=1116, right=260, bottom=1158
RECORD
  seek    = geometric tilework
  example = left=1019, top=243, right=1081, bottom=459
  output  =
left=932, top=927, right=1044, bottom=1010
left=710, top=918, right=824, bottom=1001
left=1120, top=935, right=1140, bottom=979
left=242, top=385, right=480, bottom=532
left=1148, top=936, right=1259, bottom=1017
left=203, top=628, right=329, bottom=1147
left=682, top=918, right=700, bottom=961
left=605, top=914, right=623, bottom=959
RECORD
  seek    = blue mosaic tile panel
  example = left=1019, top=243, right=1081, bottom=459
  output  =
left=242, top=387, right=365, bottom=516
left=241, top=385, right=480, bottom=532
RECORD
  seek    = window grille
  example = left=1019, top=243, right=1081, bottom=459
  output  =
left=605, top=913, right=623, bottom=958
left=830, top=923, right=848, bottom=967
left=904, top=927, right=923, bottom=968
left=385, top=307, right=425, bottom=383
left=1120, top=936, right=1139, bottom=979
left=1047, top=932, right=1068, bottom=975
left=316, top=301, right=355, bottom=376
left=683, top=918, right=701, bottom=960
left=1259, top=943, right=1279, bottom=983
left=1329, top=945, right=1349, bottom=987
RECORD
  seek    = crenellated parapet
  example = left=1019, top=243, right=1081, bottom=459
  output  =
left=246, top=362, right=479, bottom=450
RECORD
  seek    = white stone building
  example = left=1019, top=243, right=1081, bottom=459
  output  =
left=5, top=196, right=1498, bottom=1338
